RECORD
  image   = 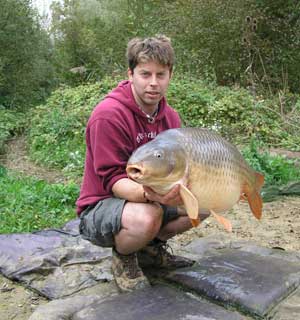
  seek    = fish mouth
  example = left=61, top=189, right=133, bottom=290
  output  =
left=126, top=165, right=145, bottom=181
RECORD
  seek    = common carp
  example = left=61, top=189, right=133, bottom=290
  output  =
left=126, top=128, right=264, bottom=231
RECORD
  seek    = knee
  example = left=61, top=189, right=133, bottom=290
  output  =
left=137, top=204, right=163, bottom=238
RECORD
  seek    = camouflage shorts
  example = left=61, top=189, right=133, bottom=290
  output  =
left=79, top=198, right=179, bottom=248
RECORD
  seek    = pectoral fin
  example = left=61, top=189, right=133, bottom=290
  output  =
left=190, top=219, right=200, bottom=227
left=210, top=210, right=232, bottom=233
left=179, top=184, right=199, bottom=221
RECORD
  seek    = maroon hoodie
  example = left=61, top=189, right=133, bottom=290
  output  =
left=76, top=80, right=181, bottom=215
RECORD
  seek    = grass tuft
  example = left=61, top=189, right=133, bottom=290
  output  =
left=0, top=166, right=79, bottom=233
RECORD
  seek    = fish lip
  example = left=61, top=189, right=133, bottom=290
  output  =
left=126, top=164, right=145, bottom=181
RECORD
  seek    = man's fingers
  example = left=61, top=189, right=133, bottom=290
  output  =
left=164, top=184, right=180, bottom=200
left=143, top=184, right=182, bottom=206
left=165, top=184, right=179, bottom=196
left=143, top=186, right=154, bottom=194
left=143, top=186, right=157, bottom=201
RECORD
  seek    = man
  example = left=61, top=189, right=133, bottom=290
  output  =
left=76, top=35, right=197, bottom=292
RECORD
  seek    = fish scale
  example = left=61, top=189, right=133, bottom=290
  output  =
left=126, top=128, right=264, bottom=231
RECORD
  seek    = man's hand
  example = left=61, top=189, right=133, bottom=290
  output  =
left=143, top=184, right=183, bottom=207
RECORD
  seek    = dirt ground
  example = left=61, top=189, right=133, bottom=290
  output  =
left=180, top=195, right=300, bottom=252
left=1, top=137, right=300, bottom=320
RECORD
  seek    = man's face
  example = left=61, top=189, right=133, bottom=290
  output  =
left=128, top=61, right=172, bottom=111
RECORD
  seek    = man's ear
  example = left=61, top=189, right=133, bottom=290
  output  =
left=127, top=68, right=133, bottom=81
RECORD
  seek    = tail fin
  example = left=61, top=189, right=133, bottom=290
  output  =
left=255, top=172, right=265, bottom=192
left=247, top=190, right=263, bottom=219
left=244, top=171, right=264, bottom=220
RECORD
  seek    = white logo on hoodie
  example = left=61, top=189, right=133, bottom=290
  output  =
left=136, top=131, right=157, bottom=144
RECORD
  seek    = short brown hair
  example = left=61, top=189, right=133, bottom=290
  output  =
left=126, top=35, right=175, bottom=73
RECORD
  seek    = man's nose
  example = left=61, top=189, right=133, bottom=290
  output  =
left=149, top=75, right=158, bottom=86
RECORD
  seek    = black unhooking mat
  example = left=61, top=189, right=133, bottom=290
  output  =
left=0, top=219, right=113, bottom=299
left=71, top=284, right=245, bottom=320
left=2, top=219, right=300, bottom=319
left=163, top=246, right=300, bottom=318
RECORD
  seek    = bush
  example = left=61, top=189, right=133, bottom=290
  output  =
left=28, top=76, right=300, bottom=180
left=168, top=78, right=300, bottom=147
left=241, top=140, right=300, bottom=186
left=169, top=80, right=257, bottom=140
left=28, top=77, right=119, bottom=177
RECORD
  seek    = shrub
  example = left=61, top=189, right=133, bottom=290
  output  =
left=28, top=76, right=300, bottom=179
left=28, top=77, right=119, bottom=177
left=241, top=140, right=300, bottom=186
left=168, top=78, right=299, bottom=147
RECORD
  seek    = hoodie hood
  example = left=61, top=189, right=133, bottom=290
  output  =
left=106, top=80, right=168, bottom=122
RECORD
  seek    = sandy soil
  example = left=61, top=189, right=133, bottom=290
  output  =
left=0, top=276, right=48, bottom=320
left=178, top=196, right=300, bottom=252
left=1, top=137, right=300, bottom=319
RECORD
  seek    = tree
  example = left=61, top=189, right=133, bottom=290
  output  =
left=50, top=0, right=300, bottom=92
left=0, top=0, right=55, bottom=109
left=247, top=0, right=300, bottom=92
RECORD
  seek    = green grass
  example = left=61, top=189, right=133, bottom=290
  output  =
left=0, top=166, right=79, bottom=233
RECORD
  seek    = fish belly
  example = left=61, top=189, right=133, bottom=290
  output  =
left=189, top=165, right=242, bottom=213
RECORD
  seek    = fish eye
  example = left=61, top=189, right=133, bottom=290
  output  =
left=154, top=150, right=163, bottom=158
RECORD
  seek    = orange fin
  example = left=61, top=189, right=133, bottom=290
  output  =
left=179, top=184, right=199, bottom=220
left=255, top=172, right=265, bottom=191
left=190, top=218, right=200, bottom=227
left=210, top=210, right=232, bottom=233
left=243, top=171, right=264, bottom=220
left=246, top=190, right=263, bottom=220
